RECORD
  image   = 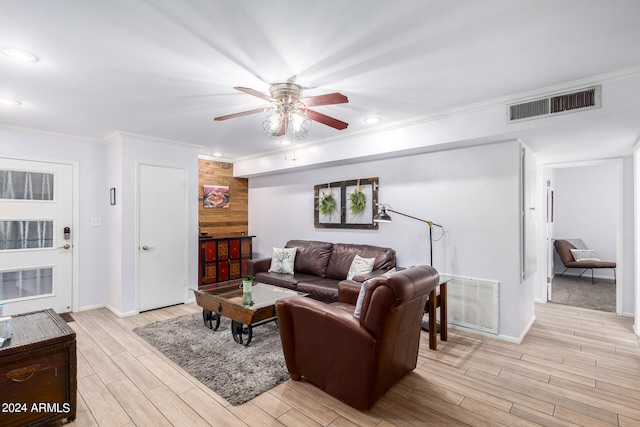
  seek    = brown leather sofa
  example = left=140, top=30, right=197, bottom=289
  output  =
left=247, top=239, right=396, bottom=303
left=276, top=265, right=439, bottom=411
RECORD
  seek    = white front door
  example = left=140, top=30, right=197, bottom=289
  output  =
left=138, top=164, right=187, bottom=312
left=0, top=158, right=74, bottom=316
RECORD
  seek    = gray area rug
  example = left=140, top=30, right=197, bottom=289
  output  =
left=134, top=312, right=289, bottom=405
left=551, top=275, right=615, bottom=312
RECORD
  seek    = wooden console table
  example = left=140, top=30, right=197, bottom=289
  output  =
left=0, top=309, right=77, bottom=426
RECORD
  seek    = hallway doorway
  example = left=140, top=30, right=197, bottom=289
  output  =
left=545, top=160, right=621, bottom=313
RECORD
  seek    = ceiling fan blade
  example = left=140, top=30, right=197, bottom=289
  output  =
left=234, top=86, right=275, bottom=102
left=306, top=109, right=349, bottom=130
left=299, top=92, right=348, bottom=107
left=214, top=107, right=267, bottom=121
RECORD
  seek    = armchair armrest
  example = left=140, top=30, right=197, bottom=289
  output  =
left=247, top=257, right=271, bottom=275
left=352, top=268, right=391, bottom=283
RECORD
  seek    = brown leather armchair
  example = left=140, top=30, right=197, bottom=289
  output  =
left=275, top=265, right=439, bottom=411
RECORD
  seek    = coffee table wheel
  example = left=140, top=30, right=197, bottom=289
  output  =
left=231, top=320, right=252, bottom=346
left=203, top=309, right=220, bottom=331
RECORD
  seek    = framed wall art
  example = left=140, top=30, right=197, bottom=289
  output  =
left=314, top=177, right=379, bottom=229
left=203, top=185, right=229, bottom=208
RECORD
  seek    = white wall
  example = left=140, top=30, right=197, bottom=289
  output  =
left=249, top=140, right=535, bottom=341
left=105, top=133, right=200, bottom=316
left=0, top=127, right=107, bottom=311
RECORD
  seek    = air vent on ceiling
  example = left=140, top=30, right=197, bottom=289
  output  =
left=508, top=85, right=601, bottom=123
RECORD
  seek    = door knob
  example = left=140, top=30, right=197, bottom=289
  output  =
left=58, top=244, right=71, bottom=250
left=142, top=245, right=149, bottom=251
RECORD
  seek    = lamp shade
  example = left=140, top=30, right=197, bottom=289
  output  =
left=373, top=209, right=392, bottom=222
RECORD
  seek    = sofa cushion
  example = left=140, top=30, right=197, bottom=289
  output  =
left=286, top=240, right=334, bottom=277
left=254, top=271, right=299, bottom=290
left=295, top=278, right=341, bottom=303
left=268, top=247, right=297, bottom=274
left=325, top=243, right=396, bottom=280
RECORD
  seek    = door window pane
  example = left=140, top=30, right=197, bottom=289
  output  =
left=0, top=268, right=53, bottom=302
left=0, top=221, right=54, bottom=250
left=0, top=170, right=54, bottom=200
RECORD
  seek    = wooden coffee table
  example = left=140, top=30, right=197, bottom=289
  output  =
left=193, top=281, right=307, bottom=345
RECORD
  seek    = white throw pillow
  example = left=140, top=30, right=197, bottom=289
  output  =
left=268, top=247, right=297, bottom=274
left=346, top=255, right=376, bottom=280
left=353, top=278, right=374, bottom=319
left=570, top=248, right=601, bottom=262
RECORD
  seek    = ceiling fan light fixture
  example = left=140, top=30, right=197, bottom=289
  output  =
left=262, top=109, right=283, bottom=137
left=290, top=109, right=311, bottom=140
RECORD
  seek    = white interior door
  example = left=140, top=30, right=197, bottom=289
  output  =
left=138, top=164, right=187, bottom=312
left=0, top=158, right=73, bottom=315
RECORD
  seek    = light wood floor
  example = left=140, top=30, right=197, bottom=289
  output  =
left=64, top=302, right=640, bottom=426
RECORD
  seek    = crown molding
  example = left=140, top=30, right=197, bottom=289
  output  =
left=0, top=124, right=101, bottom=143
left=102, top=130, right=203, bottom=149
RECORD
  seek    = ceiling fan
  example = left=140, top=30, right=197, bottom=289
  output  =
left=214, top=83, right=349, bottom=140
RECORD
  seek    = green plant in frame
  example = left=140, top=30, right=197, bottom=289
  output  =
left=316, top=188, right=337, bottom=216
left=348, top=181, right=366, bottom=214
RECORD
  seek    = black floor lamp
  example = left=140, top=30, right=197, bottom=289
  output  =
left=373, top=204, right=444, bottom=333
left=373, top=204, right=443, bottom=266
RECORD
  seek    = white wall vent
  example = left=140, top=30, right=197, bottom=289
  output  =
left=508, top=85, right=601, bottom=123
left=447, top=276, right=499, bottom=334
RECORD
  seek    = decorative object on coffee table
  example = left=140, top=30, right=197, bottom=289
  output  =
left=242, top=275, right=254, bottom=306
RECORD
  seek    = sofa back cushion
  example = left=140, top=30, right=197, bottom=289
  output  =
left=285, top=240, right=334, bottom=277
left=325, top=243, right=396, bottom=280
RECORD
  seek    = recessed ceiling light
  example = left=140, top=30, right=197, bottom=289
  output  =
left=212, top=152, right=222, bottom=157
left=3, top=48, right=38, bottom=62
left=363, top=116, right=382, bottom=124
left=0, top=98, right=21, bottom=106
left=280, top=139, right=292, bottom=145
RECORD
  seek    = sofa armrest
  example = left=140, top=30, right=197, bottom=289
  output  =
left=247, top=257, right=271, bottom=275
left=338, top=280, right=361, bottom=304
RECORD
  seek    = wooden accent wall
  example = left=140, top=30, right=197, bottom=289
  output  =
left=198, top=159, right=248, bottom=236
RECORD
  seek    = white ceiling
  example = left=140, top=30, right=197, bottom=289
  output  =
left=2, top=0, right=640, bottom=164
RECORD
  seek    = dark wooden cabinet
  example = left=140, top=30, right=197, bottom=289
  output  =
left=199, top=235, right=254, bottom=286
left=0, top=309, right=76, bottom=427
